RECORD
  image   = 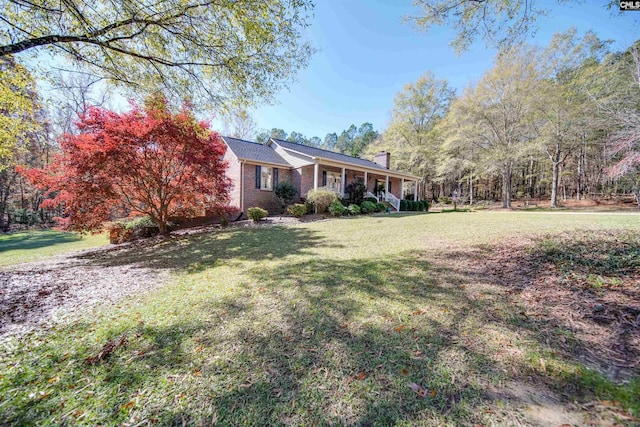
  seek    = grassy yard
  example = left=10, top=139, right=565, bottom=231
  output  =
left=1, top=211, right=639, bottom=426
left=0, top=230, right=108, bottom=267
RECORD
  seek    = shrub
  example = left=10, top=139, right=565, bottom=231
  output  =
left=347, top=204, right=361, bottom=215
left=413, top=201, right=419, bottom=211
left=400, top=200, right=408, bottom=211
left=344, top=182, right=366, bottom=205
left=328, top=200, right=346, bottom=217
left=287, top=203, right=307, bottom=218
left=418, top=201, right=425, bottom=211
left=275, top=182, right=298, bottom=206
left=108, top=222, right=132, bottom=244
left=360, top=200, right=376, bottom=214
left=363, top=196, right=378, bottom=204
left=304, top=199, right=314, bottom=215
left=375, top=202, right=386, bottom=212
left=108, top=216, right=162, bottom=243
left=306, top=189, right=339, bottom=213
left=440, top=196, right=452, bottom=204
left=247, top=207, right=268, bottom=222
left=126, top=216, right=161, bottom=238
left=423, top=200, right=430, bottom=211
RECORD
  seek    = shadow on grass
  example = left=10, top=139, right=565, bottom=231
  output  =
left=77, top=225, right=334, bottom=271
left=2, top=229, right=638, bottom=425
left=0, top=252, right=517, bottom=426
left=0, top=230, right=83, bottom=253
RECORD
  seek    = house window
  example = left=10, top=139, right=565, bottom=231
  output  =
left=255, top=165, right=277, bottom=190
left=261, top=166, right=272, bottom=190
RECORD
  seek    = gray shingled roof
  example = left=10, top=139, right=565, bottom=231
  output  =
left=222, top=136, right=290, bottom=167
left=270, top=138, right=390, bottom=172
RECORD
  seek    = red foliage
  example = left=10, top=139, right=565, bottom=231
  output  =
left=21, top=98, right=232, bottom=233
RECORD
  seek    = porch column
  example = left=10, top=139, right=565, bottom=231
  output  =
left=341, top=167, right=346, bottom=198
left=385, top=175, right=389, bottom=195
left=364, top=171, right=368, bottom=191
left=401, top=178, right=404, bottom=199
left=414, top=181, right=418, bottom=201
left=313, top=162, right=319, bottom=190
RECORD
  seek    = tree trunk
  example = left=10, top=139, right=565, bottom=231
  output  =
left=634, top=176, right=640, bottom=210
left=158, top=222, right=167, bottom=234
left=550, top=161, right=561, bottom=208
left=550, top=141, right=562, bottom=208
left=577, top=146, right=583, bottom=201
left=502, top=166, right=512, bottom=208
left=469, top=173, right=473, bottom=205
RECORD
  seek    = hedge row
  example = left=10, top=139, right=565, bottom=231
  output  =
left=399, top=200, right=429, bottom=212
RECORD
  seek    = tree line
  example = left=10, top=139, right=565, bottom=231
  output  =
left=368, top=29, right=640, bottom=208
left=253, top=124, right=379, bottom=158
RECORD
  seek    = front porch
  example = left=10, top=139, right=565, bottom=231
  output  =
left=301, top=162, right=419, bottom=211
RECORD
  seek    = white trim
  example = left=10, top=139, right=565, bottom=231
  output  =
left=313, top=163, right=319, bottom=190
left=240, top=161, right=245, bottom=212
left=268, top=140, right=419, bottom=179
left=401, top=178, right=404, bottom=199
left=341, top=167, right=346, bottom=198
left=316, top=158, right=419, bottom=180
left=236, top=158, right=290, bottom=169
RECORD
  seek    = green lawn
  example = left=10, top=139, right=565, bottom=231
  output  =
left=1, top=211, right=639, bottom=425
left=0, top=230, right=109, bottom=267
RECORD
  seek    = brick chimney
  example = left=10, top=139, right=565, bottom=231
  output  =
left=374, top=151, right=390, bottom=169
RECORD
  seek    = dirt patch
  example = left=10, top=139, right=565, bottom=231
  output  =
left=0, top=216, right=325, bottom=341
left=484, top=230, right=640, bottom=381
left=0, top=247, right=170, bottom=340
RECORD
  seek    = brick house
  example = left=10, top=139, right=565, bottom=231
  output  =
left=221, top=136, right=420, bottom=215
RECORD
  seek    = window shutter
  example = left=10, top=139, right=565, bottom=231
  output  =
left=389, top=181, right=392, bottom=193
left=273, top=168, right=279, bottom=188
left=322, top=171, right=327, bottom=186
left=255, top=165, right=261, bottom=189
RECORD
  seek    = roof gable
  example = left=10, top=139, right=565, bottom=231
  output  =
left=269, top=138, right=390, bottom=172
left=222, top=136, right=290, bottom=167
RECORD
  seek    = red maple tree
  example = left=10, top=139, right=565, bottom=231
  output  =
left=23, top=97, right=231, bottom=234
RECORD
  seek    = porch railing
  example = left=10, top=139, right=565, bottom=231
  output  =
left=365, top=191, right=378, bottom=202
left=384, top=191, right=400, bottom=211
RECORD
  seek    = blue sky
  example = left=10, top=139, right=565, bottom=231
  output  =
left=247, top=0, right=639, bottom=140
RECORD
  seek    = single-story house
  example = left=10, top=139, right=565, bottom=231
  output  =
left=221, top=136, right=420, bottom=214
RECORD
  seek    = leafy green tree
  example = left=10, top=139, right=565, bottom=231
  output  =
left=0, top=0, right=314, bottom=107
left=371, top=71, right=454, bottom=197
left=335, top=123, right=379, bottom=158
left=0, top=57, right=40, bottom=171
left=256, top=128, right=288, bottom=144
left=534, top=29, right=609, bottom=207
left=324, top=133, right=338, bottom=150
left=287, top=131, right=308, bottom=145
left=443, top=46, right=541, bottom=207
left=407, top=0, right=613, bottom=54
left=308, top=136, right=323, bottom=148
left=0, top=56, right=47, bottom=229
left=336, top=125, right=358, bottom=155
